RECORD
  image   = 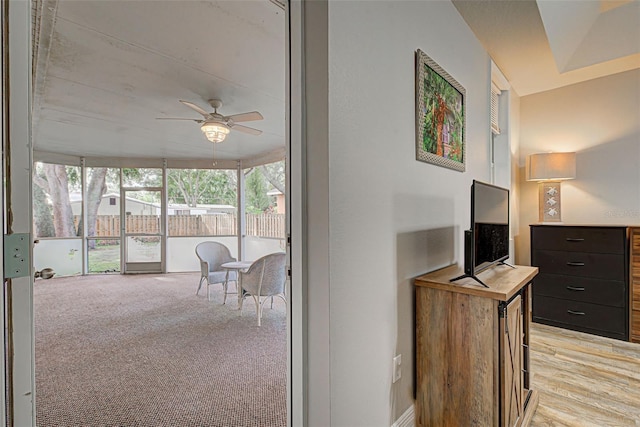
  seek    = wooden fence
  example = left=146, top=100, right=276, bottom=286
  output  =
left=79, top=213, right=285, bottom=239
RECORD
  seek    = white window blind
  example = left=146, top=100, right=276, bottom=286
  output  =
left=491, top=83, right=501, bottom=135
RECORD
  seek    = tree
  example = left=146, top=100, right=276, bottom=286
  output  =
left=167, top=169, right=236, bottom=207
left=245, top=168, right=271, bottom=213
left=121, top=168, right=162, bottom=188
left=421, top=66, right=464, bottom=160
left=83, top=168, right=108, bottom=239
left=33, top=182, right=55, bottom=237
left=33, top=164, right=77, bottom=237
left=259, top=160, right=285, bottom=194
left=33, top=163, right=108, bottom=240
left=32, top=163, right=271, bottom=241
left=217, top=161, right=285, bottom=205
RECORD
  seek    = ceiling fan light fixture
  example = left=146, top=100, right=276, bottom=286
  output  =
left=201, top=121, right=230, bottom=143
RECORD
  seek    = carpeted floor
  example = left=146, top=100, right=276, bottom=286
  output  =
left=34, top=273, right=287, bottom=427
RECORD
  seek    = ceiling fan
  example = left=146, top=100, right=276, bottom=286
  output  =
left=158, top=99, right=263, bottom=143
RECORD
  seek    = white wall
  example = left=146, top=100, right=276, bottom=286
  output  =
left=33, top=239, right=83, bottom=277
left=517, top=69, right=640, bottom=265
left=166, top=236, right=283, bottom=272
left=509, top=93, right=521, bottom=262
left=312, top=1, right=493, bottom=424
left=98, top=196, right=121, bottom=215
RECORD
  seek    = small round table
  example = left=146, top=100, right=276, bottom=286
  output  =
left=221, top=261, right=253, bottom=306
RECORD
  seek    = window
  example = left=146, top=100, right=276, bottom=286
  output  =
left=491, top=82, right=501, bottom=135
left=32, top=162, right=82, bottom=238
left=166, top=168, right=237, bottom=237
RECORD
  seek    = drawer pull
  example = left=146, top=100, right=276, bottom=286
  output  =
left=566, top=238, right=585, bottom=242
left=568, top=310, right=586, bottom=316
left=566, top=261, right=585, bottom=267
left=566, top=286, right=585, bottom=291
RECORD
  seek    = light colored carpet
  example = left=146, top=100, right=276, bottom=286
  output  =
left=34, top=272, right=287, bottom=427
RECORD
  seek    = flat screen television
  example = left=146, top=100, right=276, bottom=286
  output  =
left=451, top=180, right=512, bottom=287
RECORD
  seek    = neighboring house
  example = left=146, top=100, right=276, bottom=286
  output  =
left=166, top=203, right=236, bottom=216
left=69, top=193, right=236, bottom=216
left=267, top=189, right=285, bottom=214
left=69, top=192, right=155, bottom=216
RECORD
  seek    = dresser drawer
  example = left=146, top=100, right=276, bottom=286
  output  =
left=632, top=232, right=640, bottom=253
left=532, top=250, right=625, bottom=281
left=533, top=273, right=626, bottom=307
left=531, top=226, right=626, bottom=254
left=533, top=295, right=626, bottom=337
left=633, top=282, right=640, bottom=311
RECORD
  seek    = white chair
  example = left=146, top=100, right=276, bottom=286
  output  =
left=195, top=241, right=237, bottom=302
left=239, top=252, right=286, bottom=326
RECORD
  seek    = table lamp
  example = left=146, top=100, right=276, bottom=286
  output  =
left=526, top=152, right=576, bottom=222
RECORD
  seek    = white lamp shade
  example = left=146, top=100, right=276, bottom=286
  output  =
left=526, top=152, right=576, bottom=181
left=201, top=121, right=230, bottom=143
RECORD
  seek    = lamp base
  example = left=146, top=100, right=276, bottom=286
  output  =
left=538, top=181, right=562, bottom=222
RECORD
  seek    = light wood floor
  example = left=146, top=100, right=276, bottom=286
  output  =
left=530, top=323, right=640, bottom=426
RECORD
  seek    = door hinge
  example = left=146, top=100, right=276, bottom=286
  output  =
left=499, top=301, right=509, bottom=334
left=286, top=266, right=292, bottom=278
left=498, top=301, right=507, bottom=317
left=3, top=233, right=31, bottom=279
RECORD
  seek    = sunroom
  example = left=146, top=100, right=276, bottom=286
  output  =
left=26, top=1, right=289, bottom=426
left=31, top=1, right=287, bottom=278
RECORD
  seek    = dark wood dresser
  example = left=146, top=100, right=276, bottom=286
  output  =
left=530, top=225, right=628, bottom=341
left=628, top=227, right=640, bottom=343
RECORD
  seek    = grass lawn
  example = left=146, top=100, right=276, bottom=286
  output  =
left=88, top=243, right=120, bottom=273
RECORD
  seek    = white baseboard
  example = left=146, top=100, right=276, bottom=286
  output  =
left=391, top=405, right=415, bottom=427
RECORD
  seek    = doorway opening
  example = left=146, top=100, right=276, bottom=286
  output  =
left=28, top=0, right=290, bottom=425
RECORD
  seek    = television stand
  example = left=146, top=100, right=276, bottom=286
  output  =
left=415, top=264, right=540, bottom=426
left=449, top=273, right=489, bottom=288
left=451, top=262, right=518, bottom=288
left=499, top=261, right=516, bottom=269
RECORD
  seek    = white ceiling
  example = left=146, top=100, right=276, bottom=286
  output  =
left=33, top=0, right=286, bottom=164
left=453, top=0, right=640, bottom=96
left=33, top=1, right=639, bottom=164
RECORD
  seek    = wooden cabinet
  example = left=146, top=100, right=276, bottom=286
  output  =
left=629, top=227, right=640, bottom=343
left=415, top=264, right=539, bottom=427
left=530, top=225, right=628, bottom=341
left=500, top=294, right=524, bottom=426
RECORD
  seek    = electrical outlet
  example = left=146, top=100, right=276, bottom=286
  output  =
left=393, top=354, right=402, bottom=383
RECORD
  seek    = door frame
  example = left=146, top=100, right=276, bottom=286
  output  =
left=120, top=186, right=165, bottom=274
left=6, top=1, right=307, bottom=425
left=1, top=0, right=7, bottom=421
left=4, top=0, right=36, bottom=424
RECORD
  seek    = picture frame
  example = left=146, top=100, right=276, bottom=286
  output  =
left=415, top=49, right=466, bottom=172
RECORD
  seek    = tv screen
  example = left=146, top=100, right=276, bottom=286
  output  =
left=472, top=180, right=509, bottom=274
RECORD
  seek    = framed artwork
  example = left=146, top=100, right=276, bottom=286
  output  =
left=415, top=49, right=466, bottom=172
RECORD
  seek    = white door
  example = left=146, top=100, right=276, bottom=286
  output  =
left=4, top=0, right=36, bottom=424
left=121, top=188, right=164, bottom=273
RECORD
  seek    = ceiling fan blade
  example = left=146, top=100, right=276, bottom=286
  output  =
left=230, top=123, right=262, bottom=136
left=156, top=117, right=203, bottom=123
left=227, top=111, right=263, bottom=123
left=179, top=100, right=211, bottom=118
